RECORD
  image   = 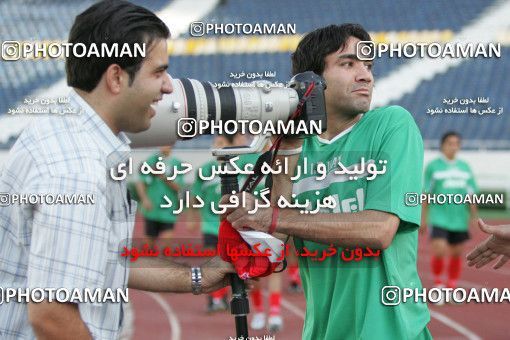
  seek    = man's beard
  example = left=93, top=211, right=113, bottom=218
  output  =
left=346, top=103, right=368, bottom=117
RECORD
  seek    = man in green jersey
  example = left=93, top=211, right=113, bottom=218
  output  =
left=136, top=144, right=185, bottom=248
left=420, top=131, right=478, bottom=290
left=220, top=24, right=432, bottom=339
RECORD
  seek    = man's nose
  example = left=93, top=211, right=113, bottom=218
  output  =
left=355, top=64, right=373, bottom=83
left=162, top=73, right=173, bottom=94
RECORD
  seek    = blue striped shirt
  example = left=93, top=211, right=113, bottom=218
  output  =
left=0, top=89, right=136, bottom=339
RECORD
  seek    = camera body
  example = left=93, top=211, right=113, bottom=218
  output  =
left=288, top=71, right=327, bottom=137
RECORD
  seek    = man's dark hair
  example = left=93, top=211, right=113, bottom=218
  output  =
left=66, top=0, right=170, bottom=92
left=291, top=24, right=371, bottom=76
left=440, top=131, right=462, bottom=146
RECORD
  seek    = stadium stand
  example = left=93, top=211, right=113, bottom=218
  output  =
left=199, top=0, right=498, bottom=33
left=0, top=0, right=508, bottom=149
left=394, top=47, right=510, bottom=149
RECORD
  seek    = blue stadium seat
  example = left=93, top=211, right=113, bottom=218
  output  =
left=393, top=48, right=510, bottom=149
left=199, top=0, right=497, bottom=34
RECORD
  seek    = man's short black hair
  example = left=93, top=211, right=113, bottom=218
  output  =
left=66, top=0, right=170, bottom=92
left=291, top=24, right=371, bottom=76
left=441, top=131, right=462, bottom=146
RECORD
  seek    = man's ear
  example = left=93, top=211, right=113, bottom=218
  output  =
left=104, top=64, right=126, bottom=95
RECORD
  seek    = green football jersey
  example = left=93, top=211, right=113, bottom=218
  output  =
left=423, top=157, right=478, bottom=231
left=292, top=106, right=431, bottom=340
left=138, top=153, right=185, bottom=223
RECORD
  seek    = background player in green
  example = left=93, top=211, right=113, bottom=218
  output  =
left=220, top=24, right=431, bottom=339
left=136, top=144, right=185, bottom=249
left=420, top=131, right=478, bottom=291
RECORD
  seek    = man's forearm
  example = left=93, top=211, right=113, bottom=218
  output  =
left=128, top=257, right=191, bottom=292
left=275, top=208, right=398, bottom=249
left=270, top=154, right=398, bottom=249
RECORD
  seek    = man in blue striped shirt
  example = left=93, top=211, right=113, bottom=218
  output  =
left=0, top=1, right=234, bottom=339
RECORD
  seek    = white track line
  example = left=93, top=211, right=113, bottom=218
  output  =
left=413, top=257, right=488, bottom=339
left=279, top=297, right=306, bottom=319
left=142, top=291, right=181, bottom=340
left=261, top=290, right=305, bottom=319
left=429, top=310, right=482, bottom=340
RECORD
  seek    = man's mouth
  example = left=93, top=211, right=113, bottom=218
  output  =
left=149, top=98, right=162, bottom=117
left=352, top=88, right=370, bottom=95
